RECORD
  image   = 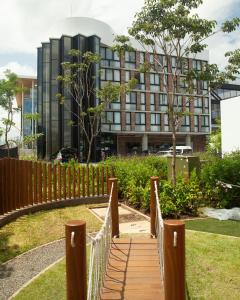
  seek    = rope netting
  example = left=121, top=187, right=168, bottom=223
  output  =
left=87, top=182, right=114, bottom=300
left=154, top=180, right=164, bottom=282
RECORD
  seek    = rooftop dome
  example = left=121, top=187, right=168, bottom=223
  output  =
left=47, top=17, right=115, bottom=46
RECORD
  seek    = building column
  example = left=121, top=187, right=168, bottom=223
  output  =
left=185, top=135, right=192, bottom=147
left=142, top=134, right=148, bottom=152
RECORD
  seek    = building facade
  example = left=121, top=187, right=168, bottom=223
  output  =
left=16, top=76, right=37, bottom=140
left=37, top=17, right=210, bottom=160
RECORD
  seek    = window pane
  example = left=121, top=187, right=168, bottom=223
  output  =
left=114, top=70, right=120, bottom=81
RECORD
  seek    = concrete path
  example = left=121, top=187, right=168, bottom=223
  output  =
left=91, top=204, right=150, bottom=234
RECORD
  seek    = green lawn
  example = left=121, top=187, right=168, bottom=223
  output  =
left=13, top=258, right=66, bottom=300
left=13, top=230, right=240, bottom=300
left=186, top=230, right=240, bottom=299
left=185, top=218, right=240, bottom=237
left=0, top=205, right=102, bottom=263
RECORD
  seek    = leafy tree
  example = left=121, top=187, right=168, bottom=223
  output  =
left=113, top=0, right=240, bottom=185
left=57, top=50, right=136, bottom=164
left=0, top=71, right=42, bottom=156
left=23, top=112, right=42, bottom=149
left=207, top=119, right=221, bottom=156
left=0, top=71, right=22, bottom=156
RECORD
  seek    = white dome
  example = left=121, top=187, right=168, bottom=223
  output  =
left=47, top=17, right=115, bottom=46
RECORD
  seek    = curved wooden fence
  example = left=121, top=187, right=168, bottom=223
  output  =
left=0, top=158, right=113, bottom=216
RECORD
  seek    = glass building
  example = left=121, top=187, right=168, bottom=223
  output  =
left=16, top=76, right=37, bottom=147
left=37, top=17, right=211, bottom=161
left=211, top=80, right=240, bottom=131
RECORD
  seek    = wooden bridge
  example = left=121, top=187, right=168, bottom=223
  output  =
left=0, top=159, right=185, bottom=299
left=66, top=177, right=185, bottom=300
left=100, top=238, right=164, bottom=300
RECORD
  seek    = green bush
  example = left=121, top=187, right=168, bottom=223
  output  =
left=200, top=152, right=240, bottom=208
left=159, top=172, right=202, bottom=217
left=100, top=155, right=167, bottom=209
left=100, top=156, right=202, bottom=217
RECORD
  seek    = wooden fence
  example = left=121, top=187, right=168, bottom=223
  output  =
left=0, top=158, right=113, bottom=216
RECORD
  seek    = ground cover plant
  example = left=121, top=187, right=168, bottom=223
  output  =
left=0, top=205, right=101, bottom=263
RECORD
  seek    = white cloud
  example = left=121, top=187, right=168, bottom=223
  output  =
left=0, top=0, right=239, bottom=69
left=0, top=62, right=36, bottom=78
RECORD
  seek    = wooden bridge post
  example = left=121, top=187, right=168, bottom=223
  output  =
left=150, top=176, right=159, bottom=237
left=65, top=220, right=87, bottom=300
left=164, top=220, right=185, bottom=300
left=108, top=178, right=119, bottom=238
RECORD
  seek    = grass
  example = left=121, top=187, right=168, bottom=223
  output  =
left=13, top=258, right=66, bottom=300
left=185, top=218, right=240, bottom=237
left=0, top=204, right=102, bottom=263
left=186, top=230, right=240, bottom=299
left=13, top=230, right=240, bottom=300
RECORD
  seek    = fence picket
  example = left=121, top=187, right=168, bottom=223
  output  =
left=48, top=164, right=52, bottom=202
left=92, top=166, right=95, bottom=196
left=96, top=167, right=100, bottom=196
left=101, top=166, right=104, bottom=195
left=77, top=168, right=80, bottom=198
left=86, top=167, right=90, bottom=197
left=68, top=166, right=71, bottom=199
left=58, top=164, right=61, bottom=200
left=82, top=167, right=85, bottom=197
left=0, top=159, right=110, bottom=216
left=33, top=162, right=37, bottom=205
left=53, top=164, right=57, bottom=201
left=63, top=165, right=66, bottom=200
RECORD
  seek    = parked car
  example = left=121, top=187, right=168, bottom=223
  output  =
left=157, top=146, right=192, bottom=156
left=53, top=147, right=78, bottom=163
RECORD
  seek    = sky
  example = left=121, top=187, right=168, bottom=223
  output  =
left=0, top=0, right=240, bottom=77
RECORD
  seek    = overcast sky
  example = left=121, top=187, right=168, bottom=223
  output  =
left=0, top=0, right=240, bottom=77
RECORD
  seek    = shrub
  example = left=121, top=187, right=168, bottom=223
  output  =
left=159, top=172, right=202, bottom=217
left=100, top=156, right=202, bottom=217
left=201, top=152, right=240, bottom=208
left=100, top=155, right=167, bottom=210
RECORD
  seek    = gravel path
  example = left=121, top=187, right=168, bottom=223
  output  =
left=0, top=239, right=65, bottom=300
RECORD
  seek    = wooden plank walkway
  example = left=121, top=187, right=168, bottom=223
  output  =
left=100, top=238, right=164, bottom=300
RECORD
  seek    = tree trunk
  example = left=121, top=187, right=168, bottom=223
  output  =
left=5, top=129, right=10, bottom=157
left=172, top=121, right=177, bottom=187
left=86, top=138, right=93, bottom=165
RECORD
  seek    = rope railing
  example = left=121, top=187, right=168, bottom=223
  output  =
left=87, top=182, right=114, bottom=300
left=153, top=180, right=164, bottom=282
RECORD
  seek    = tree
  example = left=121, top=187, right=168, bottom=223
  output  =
left=207, top=119, right=221, bottom=156
left=0, top=71, right=22, bottom=156
left=0, top=70, right=42, bottom=157
left=57, top=50, right=135, bottom=164
left=114, top=0, right=240, bottom=185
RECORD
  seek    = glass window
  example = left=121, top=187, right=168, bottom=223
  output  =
left=140, top=52, right=145, bottom=64
left=126, top=112, right=131, bottom=125
left=151, top=113, right=161, bottom=125
left=125, top=51, right=136, bottom=62
left=125, top=71, right=130, bottom=82
left=126, top=92, right=137, bottom=110
left=140, top=93, right=146, bottom=111
left=194, top=97, right=203, bottom=114
left=149, top=53, right=154, bottom=64
left=106, top=69, right=113, bottom=81
left=135, top=113, right=145, bottom=125
left=114, top=70, right=120, bottom=81
left=150, top=93, right=155, bottom=111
